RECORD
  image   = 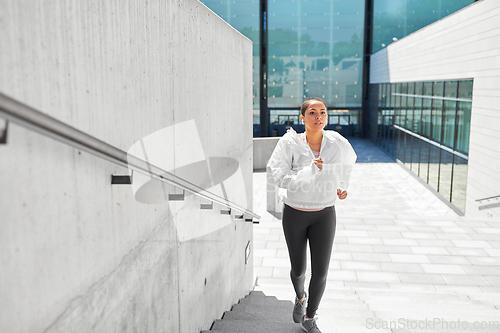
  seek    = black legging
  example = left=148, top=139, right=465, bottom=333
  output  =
left=282, top=204, right=336, bottom=318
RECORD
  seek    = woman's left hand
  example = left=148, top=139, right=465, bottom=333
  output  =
left=337, top=188, right=348, bottom=200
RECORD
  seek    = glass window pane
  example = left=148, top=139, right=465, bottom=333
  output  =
left=458, top=80, right=473, bottom=100
left=400, top=95, right=407, bottom=128
left=431, top=82, right=443, bottom=143
left=419, top=141, right=430, bottom=183
left=439, top=151, right=453, bottom=201
left=412, top=138, right=420, bottom=175
left=414, top=96, right=422, bottom=134
left=395, top=89, right=401, bottom=126
left=404, top=134, right=412, bottom=168
left=443, top=100, right=456, bottom=149
left=452, top=155, right=468, bottom=212
left=422, top=97, right=432, bottom=138
left=413, top=82, right=423, bottom=134
left=428, top=144, right=441, bottom=189
left=391, top=83, right=397, bottom=108
left=423, top=82, right=433, bottom=97
left=268, top=0, right=365, bottom=108
left=445, top=81, right=458, bottom=98
left=406, top=96, right=414, bottom=130
left=456, top=101, right=471, bottom=155
left=397, top=130, right=406, bottom=163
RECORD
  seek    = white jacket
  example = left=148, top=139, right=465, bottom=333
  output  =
left=266, top=128, right=357, bottom=209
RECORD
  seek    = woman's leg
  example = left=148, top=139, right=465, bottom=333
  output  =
left=305, top=206, right=336, bottom=318
left=282, top=204, right=309, bottom=298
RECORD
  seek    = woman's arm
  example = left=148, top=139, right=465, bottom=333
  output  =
left=266, top=137, right=318, bottom=189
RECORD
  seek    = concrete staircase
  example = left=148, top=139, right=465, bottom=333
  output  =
left=203, top=286, right=500, bottom=333
left=202, top=291, right=303, bottom=333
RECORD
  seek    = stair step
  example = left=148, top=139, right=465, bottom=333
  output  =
left=222, top=309, right=292, bottom=323
left=212, top=318, right=302, bottom=333
left=237, top=295, right=285, bottom=307
left=231, top=301, right=292, bottom=313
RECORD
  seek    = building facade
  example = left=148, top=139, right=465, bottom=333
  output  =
left=201, top=0, right=498, bottom=217
left=200, top=0, right=475, bottom=138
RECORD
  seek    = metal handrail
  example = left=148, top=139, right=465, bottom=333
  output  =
left=0, top=92, right=260, bottom=221
left=476, top=195, right=500, bottom=202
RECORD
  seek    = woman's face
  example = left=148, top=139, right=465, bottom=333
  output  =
left=301, top=101, right=327, bottom=132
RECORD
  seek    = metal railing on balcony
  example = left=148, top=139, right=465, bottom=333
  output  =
left=476, top=195, right=500, bottom=211
left=0, top=92, right=260, bottom=223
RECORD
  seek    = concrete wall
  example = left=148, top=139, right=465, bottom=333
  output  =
left=370, top=0, right=500, bottom=219
left=0, top=1, right=254, bottom=332
left=253, top=137, right=280, bottom=171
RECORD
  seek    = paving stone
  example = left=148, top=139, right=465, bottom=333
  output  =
left=362, top=219, right=396, bottom=225
left=467, top=256, right=500, bottom=265
left=373, top=244, right=413, bottom=254
left=334, top=236, right=348, bottom=244
left=327, top=269, right=358, bottom=281
left=254, top=248, right=277, bottom=258
left=347, top=237, right=384, bottom=245
left=452, top=240, right=493, bottom=248
left=357, top=271, right=401, bottom=283
left=254, top=266, right=273, bottom=278
left=427, top=255, right=472, bottom=265
left=253, top=227, right=273, bottom=234
left=351, top=252, right=392, bottom=262
left=335, top=244, right=375, bottom=253
left=436, top=233, right=473, bottom=240
left=343, top=224, right=378, bottom=231
left=446, top=247, right=490, bottom=256
left=344, top=281, right=391, bottom=289
left=440, top=227, right=475, bottom=234
left=376, top=225, right=410, bottom=232
left=408, top=226, right=443, bottom=233
left=420, top=263, right=467, bottom=275
left=254, top=233, right=281, bottom=242
left=416, top=239, right=456, bottom=247
left=398, top=273, right=447, bottom=285
left=380, top=262, right=425, bottom=273
left=367, top=231, right=403, bottom=238
left=484, top=276, right=500, bottom=287
left=484, top=248, right=500, bottom=257
left=383, top=238, right=420, bottom=246
left=265, top=241, right=287, bottom=249
left=475, top=227, right=500, bottom=234
left=276, top=249, right=289, bottom=258
left=253, top=257, right=263, bottom=266
left=389, top=254, right=432, bottom=264
left=441, top=274, right=492, bottom=286
left=425, top=220, right=459, bottom=227
left=341, top=261, right=382, bottom=271
left=387, top=283, right=437, bottom=292
left=261, top=257, right=290, bottom=268
left=336, top=230, right=370, bottom=237
left=432, top=284, right=484, bottom=294
left=410, top=246, right=451, bottom=255
left=330, top=252, right=353, bottom=260
left=461, top=265, right=500, bottom=276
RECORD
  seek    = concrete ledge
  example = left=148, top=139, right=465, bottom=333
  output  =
left=253, top=137, right=280, bottom=171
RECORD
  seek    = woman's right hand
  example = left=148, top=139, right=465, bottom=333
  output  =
left=313, top=158, right=323, bottom=171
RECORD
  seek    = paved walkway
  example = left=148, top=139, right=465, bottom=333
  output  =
left=252, top=139, right=500, bottom=333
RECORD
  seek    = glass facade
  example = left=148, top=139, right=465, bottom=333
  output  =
left=269, top=108, right=359, bottom=137
left=373, top=0, right=475, bottom=53
left=200, top=0, right=474, bottom=137
left=372, top=80, right=473, bottom=212
left=267, top=0, right=365, bottom=109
